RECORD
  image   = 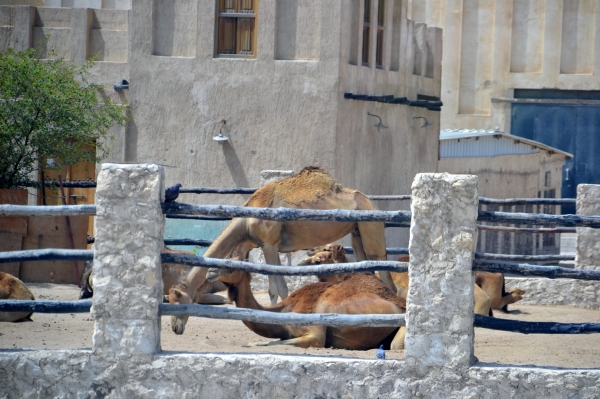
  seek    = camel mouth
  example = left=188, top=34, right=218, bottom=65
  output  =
left=206, top=270, right=219, bottom=282
left=171, top=317, right=186, bottom=335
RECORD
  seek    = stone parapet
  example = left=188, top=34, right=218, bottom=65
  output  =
left=1, top=351, right=599, bottom=398
left=505, top=277, right=600, bottom=310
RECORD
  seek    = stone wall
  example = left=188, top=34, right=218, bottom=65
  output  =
left=1, top=165, right=598, bottom=398
left=505, top=277, right=600, bottom=310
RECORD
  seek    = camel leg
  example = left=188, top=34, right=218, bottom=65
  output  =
left=196, top=293, right=230, bottom=305
left=351, top=227, right=367, bottom=260
left=390, top=326, right=406, bottom=350
left=247, top=328, right=326, bottom=348
left=355, top=222, right=397, bottom=295
left=263, top=245, right=288, bottom=305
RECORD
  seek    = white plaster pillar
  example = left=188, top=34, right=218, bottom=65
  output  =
left=576, top=184, right=600, bottom=271
left=92, top=164, right=165, bottom=359
left=405, top=173, right=478, bottom=373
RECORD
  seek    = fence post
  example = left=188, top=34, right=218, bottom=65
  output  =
left=91, top=164, right=165, bottom=359
left=405, top=173, right=479, bottom=373
left=576, top=184, right=600, bottom=271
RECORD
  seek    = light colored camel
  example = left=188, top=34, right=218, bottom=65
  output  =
left=300, top=250, right=497, bottom=317
left=79, top=248, right=229, bottom=305
left=389, top=255, right=494, bottom=316
left=0, top=272, right=34, bottom=322
left=205, top=262, right=407, bottom=350
left=167, top=167, right=396, bottom=335
left=475, top=271, right=525, bottom=312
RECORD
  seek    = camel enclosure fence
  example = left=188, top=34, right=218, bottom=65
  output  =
left=1, top=176, right=600, bottom=336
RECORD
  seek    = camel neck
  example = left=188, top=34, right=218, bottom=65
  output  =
left=228, top=273, right=266, bottom=311
left=228, top=273, right=289, bottom=340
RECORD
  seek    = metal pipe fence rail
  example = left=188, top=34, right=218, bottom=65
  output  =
left=17, top=180, right=579, bottom=205
left=1, top=251, right=599, bottom=333
left=3, top=203, right=599, bottom=229
left=1, top=201, right=599, bottom=337
left=0, top=247, right=576, bottom=265
left=2, top=299, right=600, bottom=334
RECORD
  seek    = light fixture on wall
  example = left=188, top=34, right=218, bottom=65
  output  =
left=114, top=79, right=129, bottom=91
left=367, top=112, right=388, bottom=133
left=413, top=116, right=433, bottom=128
left=213, top=119, right=229, bottom=142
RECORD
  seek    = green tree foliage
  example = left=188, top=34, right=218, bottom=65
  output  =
left=0, top=47, right=127, bottom=188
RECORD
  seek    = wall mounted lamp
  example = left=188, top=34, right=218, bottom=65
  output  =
left=213, top=119, right=229, bottom=142
left=413, top=116, right=433, bottom=128
left=367, top=112, right=388, bottom=133
left=114, top=79, right=129, bottom=91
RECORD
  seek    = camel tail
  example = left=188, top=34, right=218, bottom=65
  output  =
left=203, top=218, right=251, bottom=259
left=500, top=274, right=509, bottom=313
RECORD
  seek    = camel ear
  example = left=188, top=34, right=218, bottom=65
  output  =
left=172, top=289, right=183, bottom=298
left=164, top=295, right=170, bottom=302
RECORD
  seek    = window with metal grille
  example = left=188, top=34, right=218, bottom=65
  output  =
left=376, top=0, right=384, bottom=68
left=216, top=0, right=256, bottom=57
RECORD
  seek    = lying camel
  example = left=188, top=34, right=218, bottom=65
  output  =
left=0, top=272, right=34, bottom=322
left=475, top=271, right=525, bottom=312
left=205, top=262, right=407, bottom=350
left=79, top=248, right=228, bottom=305
left=167, top=167, right=396, bottom=335
left=300, top=250, right=497, bottom=316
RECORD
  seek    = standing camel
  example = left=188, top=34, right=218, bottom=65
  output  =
left=167, top=167, right=396, bottom=335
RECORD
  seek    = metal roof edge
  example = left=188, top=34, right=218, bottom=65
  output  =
left=440, top=129, right=573, bottom=159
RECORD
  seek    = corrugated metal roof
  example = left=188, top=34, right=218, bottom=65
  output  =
left=440, top=129, right=573, bottom=159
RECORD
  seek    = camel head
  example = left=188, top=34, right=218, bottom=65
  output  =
left=301, top=243, right=347, bottom=264
left=297, top=251, right=335, bottom=266
left=166, top=284, right=193, bottom=335
left=298, top=246, right=350, bottom=283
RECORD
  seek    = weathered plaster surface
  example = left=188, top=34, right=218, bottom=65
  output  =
left=1, top=351, right=600, bottom=399
left=576, top=184, right=600, bottom=271
left=406, top=173, right=478, bottom=372
left=92, top=163, right=165, bottom=358
left=505, top=277, right=600, bottom=310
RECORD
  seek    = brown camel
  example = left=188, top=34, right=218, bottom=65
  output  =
left=475, top=271, right=525, bottom=312
left=167, top=167, right=396, bottom=335
left=298, top=243, right=354, bottom=283
left=300, top=250, right=499, bottom=317
left=205, top=262, right=407, bottom=350
left=0, top=272, right=34, bottom=322
left=79, top=248, right=229, bottom=305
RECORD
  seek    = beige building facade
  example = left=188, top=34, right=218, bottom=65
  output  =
left=408, top=0, right=600, bottom=131
left=0, top=1, right=443, bottom=251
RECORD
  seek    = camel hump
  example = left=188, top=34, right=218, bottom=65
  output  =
left=0, top=272, right=34, bottom=301
left=244, top=167, right=344, bottom=207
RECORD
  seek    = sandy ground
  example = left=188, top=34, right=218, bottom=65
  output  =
left=1, top=283, right=600, bottom=368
